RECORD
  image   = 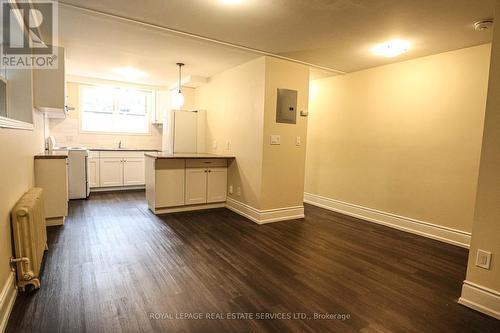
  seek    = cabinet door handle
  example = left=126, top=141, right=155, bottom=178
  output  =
left=208, top=170, right=211, bottom=173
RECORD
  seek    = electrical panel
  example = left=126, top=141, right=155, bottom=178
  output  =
left=276, top=88, right=297, bottom=124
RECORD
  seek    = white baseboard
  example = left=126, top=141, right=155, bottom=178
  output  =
left=226, top=197, right=304, bottom=224
left=154, top=202, right=226, bottom=214
left=90, top=185, right=145, bottom=193
left=304, top=192, right=471, bottom=248
left=46, top=216, right=65, bottom=227
left=459, top=281, right=500, bottom=320
left=0, top=272, right=17, bottom=333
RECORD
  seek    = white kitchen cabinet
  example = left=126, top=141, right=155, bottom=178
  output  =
left=99, top=158, right=124, bottom=187
left=146, top=156, right=232, bottom=214
left=33, top=46, right=67, bottom=117
left=207, top=168, right=228, bottom=203
left=93, top=151, right=146, bottom=189
left=34, top=156, right=68, bottom=226
left=87, top=156, right=100, bottom=188
left=153, top=90, right=170, bottom=124
left=185, top=168, right=208, bottom=205
left=146, top=159, right=186, bottom=209
left=123, top=157, right=145, bottom=186
left=185, top=166, right=228, bottom=205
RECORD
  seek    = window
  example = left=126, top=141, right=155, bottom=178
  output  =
left=80, top=85, right=152, bottom=134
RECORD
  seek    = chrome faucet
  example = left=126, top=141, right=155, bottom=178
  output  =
left=118, top=140, right=122, bottom=149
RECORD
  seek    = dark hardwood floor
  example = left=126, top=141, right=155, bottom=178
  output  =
left=6, top=191, right=500, bottom=333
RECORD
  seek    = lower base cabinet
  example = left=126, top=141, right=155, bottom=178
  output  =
left=88, top=151, right=146, bottom=189
left=185, top=168, right=227, bottom=205
left=185, top=168, right=209, bottom=205
left=123, top=157, right=146, bottom=186
left=87, top=154, right=100, bottom=188
left=146, top=157, right=229, bottom=213
left=99, top=157, right=124, bottom=187
left=153, top=159, right=186, bottom=208
left=34, top=157, right=69, bottom=226
left=206, top=168, right=228, bottom=203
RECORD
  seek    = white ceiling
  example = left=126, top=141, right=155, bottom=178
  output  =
left=58, top=0, right=495, bottom=85
left=58, top=5, right=259, bottom=86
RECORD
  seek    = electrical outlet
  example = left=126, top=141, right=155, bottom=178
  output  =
left=228, top=185, right=233, bottom=194
left=476, top=250, right=492, bottom=270
left=296, top=136, right=301, bottom=146
left=236, top=187, right=241, bottom=196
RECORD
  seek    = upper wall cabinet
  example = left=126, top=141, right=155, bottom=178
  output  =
left=33, top=46, right=67, bottom=118
left=153, top=90, right=170, bottom=125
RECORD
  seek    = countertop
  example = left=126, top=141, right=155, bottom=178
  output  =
left=145, top=152, right=235, bottom=159
left=52, top=146, right=159, bottom=152
left=89, top=148, right=159, bottom=152
left=34, top=151, right=68, bottom=159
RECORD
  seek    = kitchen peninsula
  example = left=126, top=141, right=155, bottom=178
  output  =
left=145, top=152, right=235, bottom=214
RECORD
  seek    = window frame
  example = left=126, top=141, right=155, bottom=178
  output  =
left=78, top=83, right=154, bottom=136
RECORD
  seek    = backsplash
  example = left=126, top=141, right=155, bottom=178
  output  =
left=48, top=116, right=163, bottom=150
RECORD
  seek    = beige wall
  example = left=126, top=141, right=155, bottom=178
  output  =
left=465, top=2, right=500, bottom=292
left=261, top=57, right=309, bottom=210
left=196, top=56, right=310, bottom=211
left=0, top=75, right=45, bottom=299
left=196, top=57, right=266, bottom=209
left=305, top=44, right=491, bottom=233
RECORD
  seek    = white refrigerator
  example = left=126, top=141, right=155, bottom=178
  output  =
left=162, top=110, right=206, bottom=153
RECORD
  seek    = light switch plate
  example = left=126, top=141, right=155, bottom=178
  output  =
left=270, top=135, right=281, bottom=145
left=296, top=136, right=301, bottom=146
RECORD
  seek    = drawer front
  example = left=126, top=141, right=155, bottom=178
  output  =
left=99, top=151, right=146, bottom=158
left=186, top=159, right=227, bottom=168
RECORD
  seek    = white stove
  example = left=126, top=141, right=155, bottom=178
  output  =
left=47, top=137, right=90, bottom=199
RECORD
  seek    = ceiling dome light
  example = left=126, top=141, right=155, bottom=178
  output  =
left=372, top=39, right=410, bottom=58
left=219, top=0, right=243, bottom=4
left=474, top=20, right=494, bottom=31
left=113, top=67, right=147, bottom=80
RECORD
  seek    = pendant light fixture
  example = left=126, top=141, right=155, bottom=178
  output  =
left=172, top=62, right=185, bottom=109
